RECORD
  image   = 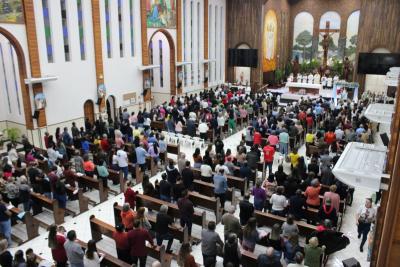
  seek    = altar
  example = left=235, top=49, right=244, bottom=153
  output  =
left=285, top=82, right=323, bottom=95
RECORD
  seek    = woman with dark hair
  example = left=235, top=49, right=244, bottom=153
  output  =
left=12, top=250, right=26, bottom=267
left=48, top=224, right=68, bottom=267
left=113, top=224, right=130, bottom=263
left=241, top=217, right=259, bottom=252
left=193, top=148, right=202, bottom=169
left=178, top=243, right=197, bottom=267
left=274, top=165, right=287, bottom=186
left=84, top=240, right=104, bottom=267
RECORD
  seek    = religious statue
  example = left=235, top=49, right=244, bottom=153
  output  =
left=265, top=23, right=275, bottom=60
left=240, top=71, right=244, bottom=85
left=293, top=56, right=300, bottom=79
left=319, top=21, right=340, bottom=69
left=314, top=73, right=321, bottom=84
left=343, top=57, right=352, bottom=81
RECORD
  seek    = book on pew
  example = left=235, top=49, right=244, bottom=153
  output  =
left=7, top=204, right=14, bottom=210
left=17, top=211, right=26, bottom=220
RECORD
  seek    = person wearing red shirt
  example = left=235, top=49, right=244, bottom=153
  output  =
left=263, top=143, right=275, bottom=175
left=48, top=224, right=68, bottom=266
left=113, top=224, right=130, bottom=263
left=306, top=115, right=313, bottom=132
left=227, top=91, right=233, bottom=100
left=127, top=220, right=155, bottom=267
left=298, top=110, right=306, bottom=122
left=324, top=131, right=336, bottom=145
left=100, top=134, right=110, bottom=152
left=124, top=181, right=136, bottom=209
left=253, top=131, right=262, bottom=146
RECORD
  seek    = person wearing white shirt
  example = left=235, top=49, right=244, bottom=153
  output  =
left=356, top=198, right=376, bottom=252
left=201, top=100, right=209, bottom=109
left=47, top=146, right=63, bottom=165
left=200, top=164, right=213, bottom=182
left=334, top=127, right=344, bottom=140
left=198, top=121, right=209, bottom=141
left=269, top=187, right=287, bottom=217
left=116, top=149, right=129, bottom=179
left=83, top=240, right=105, bottom=267
left=215, top=163, right=230, bottom=175
left=217, top=113, right=226, bottom=137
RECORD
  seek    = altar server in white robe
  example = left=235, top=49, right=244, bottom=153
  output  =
left=308, top=73, right=314, bottom=84
left=314, top=74, right=321, bottom=84
left=327, top=76, right=333, bottom=88
left=321, top=75, right=327, bottom=87
left=302, top=74, right=308, bottom=83
left=333, top=75, right=339, bottom=84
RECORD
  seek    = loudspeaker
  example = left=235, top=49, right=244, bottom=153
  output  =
left=342, top=258, right=361, bottom=267
left=380, top=133, right=389, bottom=147
left=32, top=110, right=40, bottom=120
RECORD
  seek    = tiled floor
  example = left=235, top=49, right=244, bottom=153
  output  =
left=9, top=126, right=382, bottom=266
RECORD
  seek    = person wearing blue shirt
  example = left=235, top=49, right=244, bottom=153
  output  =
left=279, top=128, right=289, bottom=156
left=356, top=125, right=366, bottom=135
left=213, top=169, right=228, bottom=210
left=135, top=143, right=149, bottom=172
left=81, top=138, right=90, bottom=154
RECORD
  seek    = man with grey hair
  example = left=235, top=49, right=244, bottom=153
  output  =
left=256, top=246, right=282, bottom=267
left=221, top=205, right=241, bottom=242
left=155, top=204, right=174, bottom=253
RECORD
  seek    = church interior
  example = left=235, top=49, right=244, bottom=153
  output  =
left=0, top=0, right=400, bottom=266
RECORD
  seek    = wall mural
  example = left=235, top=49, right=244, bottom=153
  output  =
left=318, top=11, right=341, bottom=63
left=0, top=0, right=24, bottom=24
left=292, top=12, right=314, bottom=63
left=345, top=10, right=360, bottom=61
left=146, top=0, right=176, bottom=29
left=262, top=10, right=278, bottom=72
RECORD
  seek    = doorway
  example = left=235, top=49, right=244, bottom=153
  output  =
left=83, top=100, right=95, bottom=124
left=234, top=43, right=252, bottom=85
left=106, top=95, right=116, bottom=122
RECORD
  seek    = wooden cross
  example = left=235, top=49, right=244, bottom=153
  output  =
left=319, top=21, right=340, bottom=67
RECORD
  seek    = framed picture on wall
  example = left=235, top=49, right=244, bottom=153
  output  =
left=0, top=0, right=24, bottom=24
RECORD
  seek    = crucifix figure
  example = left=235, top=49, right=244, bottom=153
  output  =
left=319, top=21, right=340, bottom=68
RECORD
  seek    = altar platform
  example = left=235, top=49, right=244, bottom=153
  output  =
left=267, top=87, right=332, bottom=104
left=286, top=82, right=323, bottom=95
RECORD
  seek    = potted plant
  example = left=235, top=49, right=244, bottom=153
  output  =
left=275, top=69, right=284, bottom=86
left=5, top=128, right=21, bottom=145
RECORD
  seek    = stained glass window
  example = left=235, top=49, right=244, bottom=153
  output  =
left=77, top=0, right=85, bottom=60
left=149, top=40, right=154, bottom=86
left=0, top=44, right=12, bottom=113
left=9, top=44, right=21, bottom=115
left=159, top=40, right=163, bottom=87
left=42, top=0, right=53, bottom=63
left=105, top=0, right=112, bottom=58
left=129, top=0, right=134, bottom=56
left=60, top=0, right=70, bottom=61
left=118, top=0, right=124, bottom=57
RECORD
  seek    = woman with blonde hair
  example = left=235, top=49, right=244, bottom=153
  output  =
left=136, top=206, right=152, bottom=231
left=304, top=237, right=325, bottom=267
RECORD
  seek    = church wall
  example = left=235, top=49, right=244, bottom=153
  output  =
left=226, top=0, right=264, bottom=87
left=355, top=0, right=400, bottom=90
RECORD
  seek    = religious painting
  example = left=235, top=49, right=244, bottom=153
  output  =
left=262, top=10, right=278, bottom=72
left=146, top=0, right=176, bottom=29
left=318, top=11, right=341, bottom=63
left=292, top=12, right=314, bottom=63
left=345, top=10, right=360, bottom=61
left=0, top=0, right=24, bottom=24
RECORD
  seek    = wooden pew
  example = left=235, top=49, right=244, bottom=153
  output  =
left=75, top=239, right=132, bottom=267
left=136, top=194, right=207, bottom=228
left=74, top=174, right=108, bottom=203
left=188, top=191, right=222, bottom=223
left=166, top=144, right=180, bottom=155
left=241, top=249, right=258, bottom=267
left=89, top=215, right=172, bottom=267
left=151, top=121, right=166, bottom=131
left=113, top=203, right=190, bottom=243
left=65, top=187, right=89, bottom=213
left=254, top=210, right=317, bottom=237
left=192, top=179, right=238, bottom=207
left=192, top=168, right=247, bottom=195
left=31, top=192, right=65, bottom=226
left=9, top=207, right=39, bottom=242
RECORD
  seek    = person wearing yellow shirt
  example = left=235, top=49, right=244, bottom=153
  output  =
left=305, top=130, right=315, bottom=157
left=289, top=147, right=300, bottom=168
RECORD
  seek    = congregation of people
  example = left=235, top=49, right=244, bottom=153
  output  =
left=0, top=85, right=379, bottom=267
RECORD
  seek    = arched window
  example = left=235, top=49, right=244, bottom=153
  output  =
left=319, top=11, right=341, bottom=61
left=292, top=12, right=314, bottom=63
left=345, top=10, right=360, bottom=60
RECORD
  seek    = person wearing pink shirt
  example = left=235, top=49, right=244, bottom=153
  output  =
left=323, top=185, right=341, bottom=213
left=268, top=133, right=279, bottom=148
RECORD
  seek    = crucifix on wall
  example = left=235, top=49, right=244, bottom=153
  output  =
left=319, top=21, right=340, bottom=68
